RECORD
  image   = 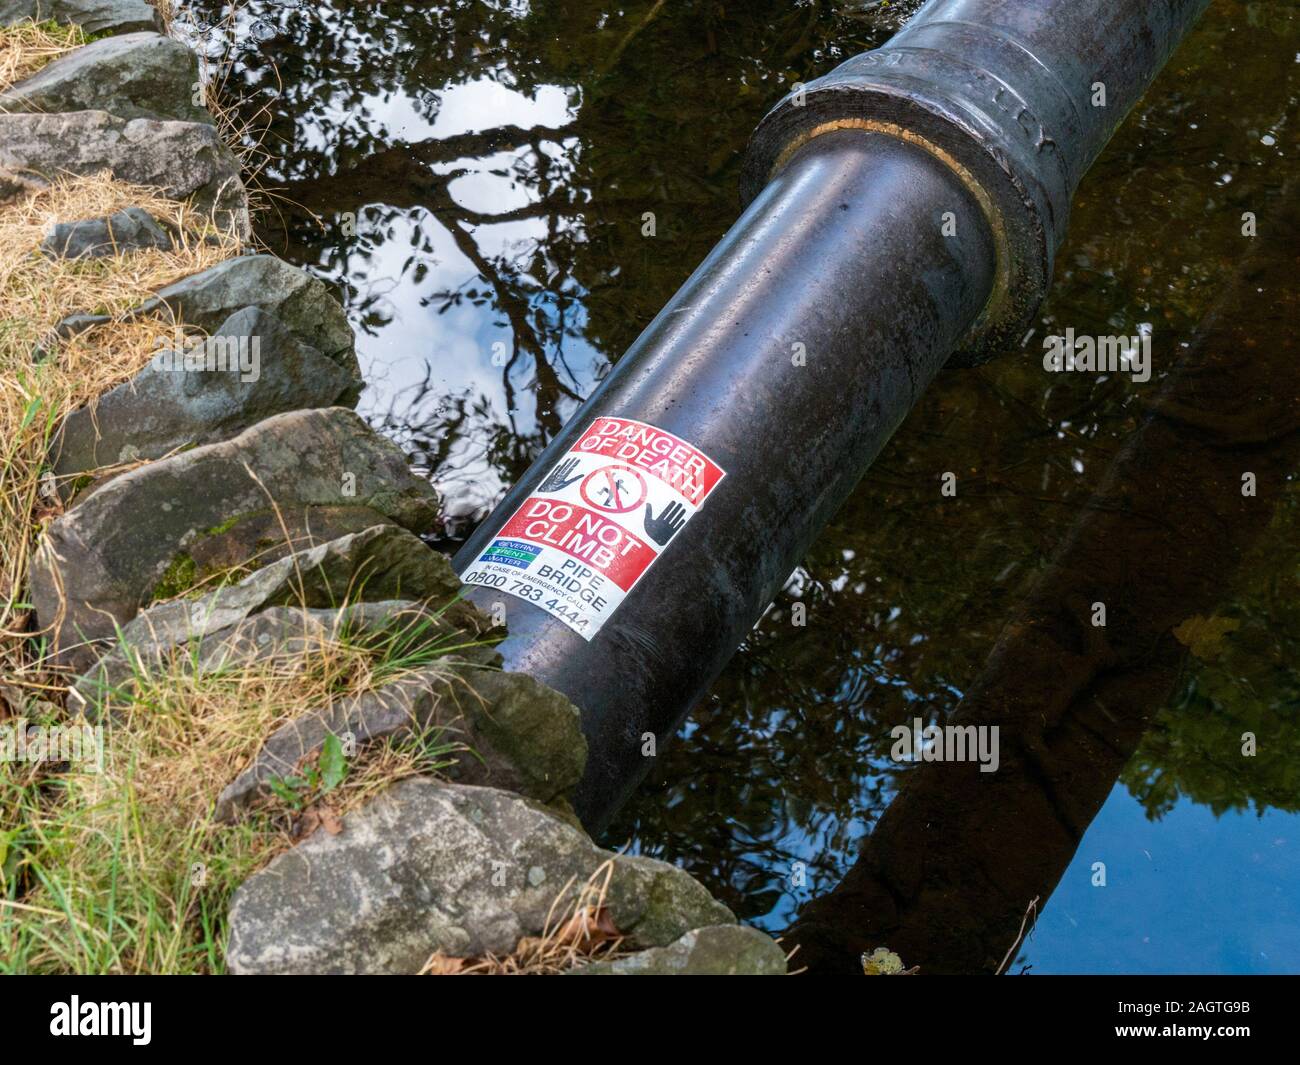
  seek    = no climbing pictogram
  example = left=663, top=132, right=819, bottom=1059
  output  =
left=580, top=464, right=647, bottom=514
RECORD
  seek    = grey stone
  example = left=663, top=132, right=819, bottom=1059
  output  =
left=74, top=599, right=466, bottom=704
left=0, top=111, right=247, bottom=236
left=450, top=667, right=590, bottom=806
left=30, top=309, right=110, bottom=364
left=0, top=33, right=211, bottom=125
left=30, top=310, right=106, bottom=364
left=53, top=312, right=109, bottom=337
left=173, top=601, right=448, bottom=676
left=213, top=665, right=584, bottom=819
left=130, top=256, right=359, bottom=389
left=40, top=206, right=172, bottom=260
left=0, top=0, right=161, bottom=35
left=73, top=526, right=481, bottom=697
left=64, top=529, right=576, bottom=815
left=29, top=407, right=439, bottom=666
left=225, top=780, right=733, bottom=974
left=52, top=307, right=356, bottom=479
left=0, top=166, right=45, bottom=204
left=574, top=924, right=788, bottom=975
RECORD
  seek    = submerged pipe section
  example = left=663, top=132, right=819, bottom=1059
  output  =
left=455, top=0, right=1212, bottom=833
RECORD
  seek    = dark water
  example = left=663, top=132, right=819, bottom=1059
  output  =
left=183, top=0, right=1299, bottom=973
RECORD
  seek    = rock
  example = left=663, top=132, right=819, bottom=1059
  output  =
left=29, top=407, right=439, bottom=666
left=130, top=257, right=359, bottom=389
left=0, top=166, right=46, bottom=204
left=32, top=310, right=108, bottom=364
left=40, top=206, right=173, bottom=260
left=136, top=524, right=465, bottom=649
left=75, top=599, right=468, bottom=704
left=51, top=312, right=109, bottom=337
left=47, top=259, right=360, bottom=389
left=63, top=528, right=578, bottom=814
left=52, top=308, right=356, bottom=479
left=163, top=601, right=450, bottom=675
left=214, top=665, right=584, bottom=819
left=225, top=780, right=733, bottom=974
left=574, top=925, right=788, bottom=975
left=72, top=526, right=479, bottom=696
left=453, top=668, right=590, bottom=807
left=0, top=33, right=211, bottom=125
left=0, top=111, right=247, bottom=236
left=0, top=0, right=161, bottom=35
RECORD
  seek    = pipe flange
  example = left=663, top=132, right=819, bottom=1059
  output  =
left=741, top=46, right=1077, bottom=367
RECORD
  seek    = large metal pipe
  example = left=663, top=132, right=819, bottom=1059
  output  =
left=742, top=0, right=1213, bottom=366
left=455, top=0, right=1211, bottom=833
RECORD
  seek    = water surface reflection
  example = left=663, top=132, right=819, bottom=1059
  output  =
left=185, top=0, right=1300, bottom=972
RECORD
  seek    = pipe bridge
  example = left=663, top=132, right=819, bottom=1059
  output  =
left=455, top=0, right=1214, bottom=833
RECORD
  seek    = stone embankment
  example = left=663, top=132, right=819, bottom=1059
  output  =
left=1, top=1, right=787, bottom=974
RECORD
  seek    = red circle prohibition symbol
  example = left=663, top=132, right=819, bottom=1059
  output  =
left=579, top=464, right=647, bottom=514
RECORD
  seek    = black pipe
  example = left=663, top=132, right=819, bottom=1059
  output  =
left=745, top=0, right=1212, bottom=365
left=455, top=0, right=1211, bottom=833
left=459, top=130, right=995, bottom=828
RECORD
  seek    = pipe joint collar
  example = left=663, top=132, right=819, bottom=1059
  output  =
left=741, top=43, right=1082, bottom=367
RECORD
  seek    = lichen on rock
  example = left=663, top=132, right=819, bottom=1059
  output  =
left=29, top=407, right=440, bottom=667
left=225, top=779, right=736, bottom=975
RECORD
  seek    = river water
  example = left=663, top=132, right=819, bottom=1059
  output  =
left=183, top=0, right=1299, bottom=973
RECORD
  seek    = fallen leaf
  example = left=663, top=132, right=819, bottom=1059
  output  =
left=1172, top=614, right=1241, bottom=659
left=421, top=953, right=467, bottom=975
left=297, top=803, right=344, bottom=838
left=515, top=906, right=623, bottom=965
left=294, top=807, right=320, bottom=839
left=318, top=804, right=343, bottom=835
left=555, top=905, right=621, bottom=949
left=514, top=934, right=545, bottom=959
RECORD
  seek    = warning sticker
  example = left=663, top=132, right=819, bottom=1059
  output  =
left=460, top=416, right=726, bottom=639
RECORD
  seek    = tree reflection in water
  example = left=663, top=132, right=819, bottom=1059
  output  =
left=183, top=0, right=1300, bottom=971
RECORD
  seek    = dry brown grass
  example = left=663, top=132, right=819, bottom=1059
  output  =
left=0, top=20, right=252, bottom=691
left=0, top=15, right=473, bottom=978
left=0, top=174, right=240, bottom=354
left=151, top=0, right=175, bottom=35
left=0, top=24, right=252, bottom=710
left=0, top=19, right=84, bottom=92
left=0, top=174, right=244, bottom=703
left=93, top=624, right=463, bottom=840
left=421, top=860, right=632, bottom=975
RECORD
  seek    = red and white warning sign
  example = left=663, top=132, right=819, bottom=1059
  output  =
left=460, top=416, right=726, bottom=639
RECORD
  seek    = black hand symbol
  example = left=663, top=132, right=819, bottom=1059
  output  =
left=538, top=457, right=581, bottom=493
left=643, top=501, right=687, bottom=546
